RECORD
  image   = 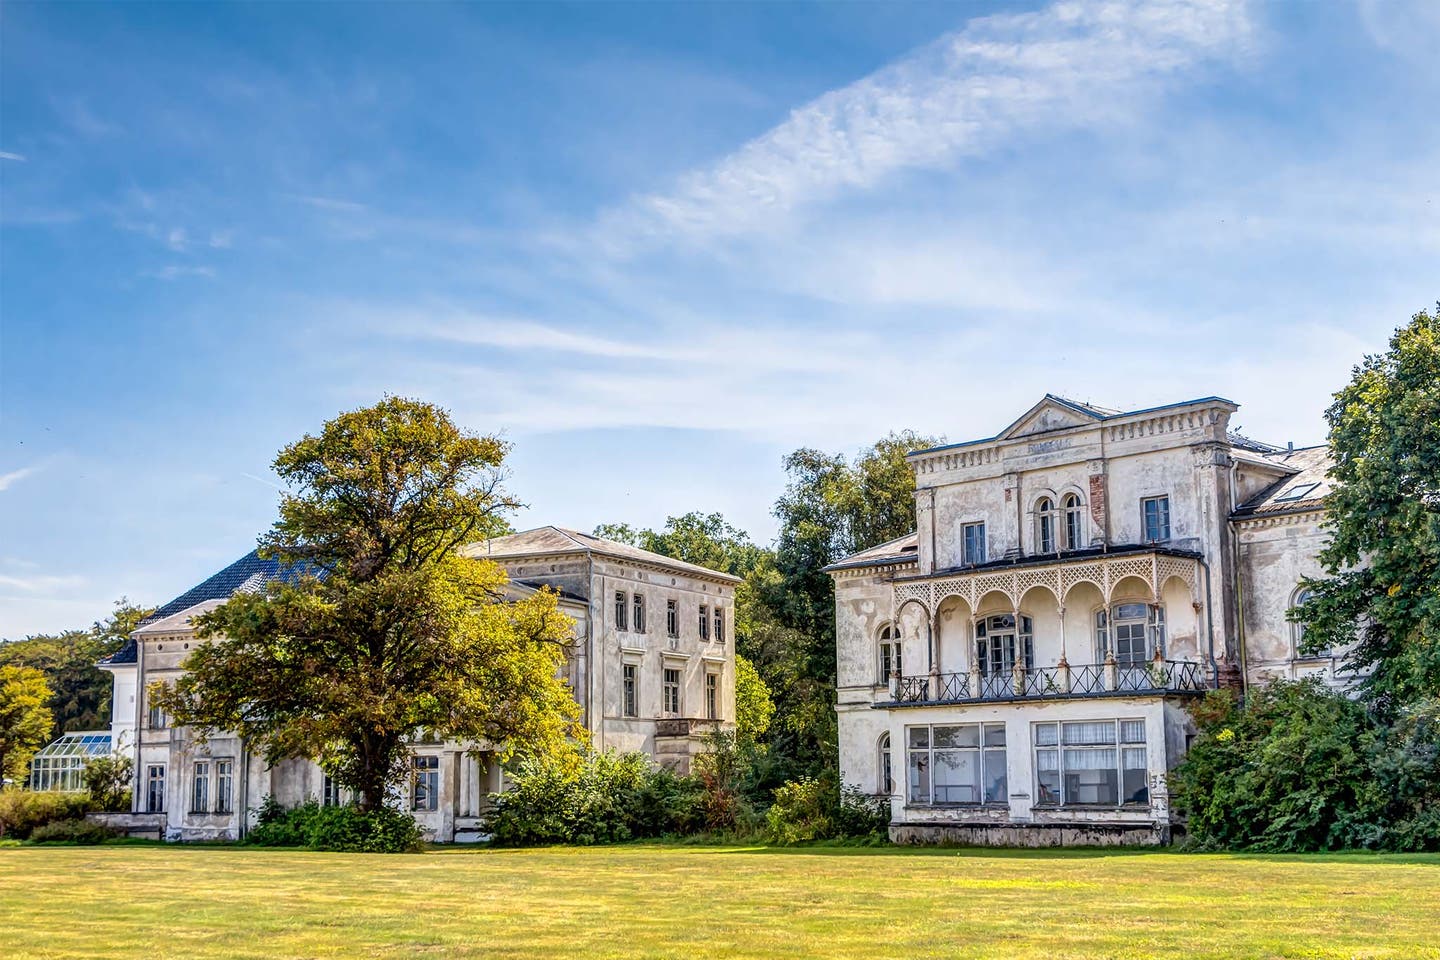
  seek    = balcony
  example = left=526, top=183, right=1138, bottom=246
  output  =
left=883, top=656, right=1213, bottom=706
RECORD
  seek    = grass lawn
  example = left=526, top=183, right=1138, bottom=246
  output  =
left=3, top=844, right=1438, bottom=959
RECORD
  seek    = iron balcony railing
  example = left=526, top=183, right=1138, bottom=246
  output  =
left=888, top=658, right=1212, bottom=705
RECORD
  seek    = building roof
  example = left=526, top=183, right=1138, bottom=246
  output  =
left=100, top=549, right=317, bottom=664
left=465, top=526, right=743, bottom=584
left=1231, top=445, right=1333, bottom=519
left=823, top=532, right=920, bottom=573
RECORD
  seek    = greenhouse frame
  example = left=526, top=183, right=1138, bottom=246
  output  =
left=28, top=731, right=113, bottom=792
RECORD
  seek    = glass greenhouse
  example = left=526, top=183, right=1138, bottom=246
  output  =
left=28, top=732, right=113, bottom=792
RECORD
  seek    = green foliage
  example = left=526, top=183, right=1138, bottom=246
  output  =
left=1295, top=305, right=1440, bottom=710
left=28, top=818, right=118, bottom=845
left=765, top=775, right=889, bottom=845
left=0, top=600, right=151, bottom=741
left=0, top=790, right=93, bottom=839
left=733, top=654, right=774, bottom=749
left=594, top=512, right=764, bottom=580
left=154, top=397, right=583, bottom=813
left=0, top=665, right=53, bottom=787
left=246, top=796, right=425, bottom=853
left=1172, top=680, right=1440, bottom=852
left=83, top=751, right=134, bottom=811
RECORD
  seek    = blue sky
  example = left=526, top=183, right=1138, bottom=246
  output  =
left=1, top=0, right=1437, bottom=638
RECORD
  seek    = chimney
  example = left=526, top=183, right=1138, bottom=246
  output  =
left=1287, top=441, right=1294, bottom=453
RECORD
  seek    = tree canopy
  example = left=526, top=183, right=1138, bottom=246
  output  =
left=1297, top=305, right=1440, bottom=709
left=156, top=397, right=583, bottom=811
left=0, top=665, right=53, bottom=788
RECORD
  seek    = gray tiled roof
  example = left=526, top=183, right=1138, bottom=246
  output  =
left=467, top=526, right=743, bottom=583
left=1232, top=445, right=1333, bottom=518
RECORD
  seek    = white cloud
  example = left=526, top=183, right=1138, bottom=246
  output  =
left=0, top=151, right=26, bottom=162
left=294, top=195, right=368, bottom=213
left=144, top=264, right=217, bottom=280
left=0, top=465, right=40, bottom=492
left=0, top=572, right=85, bottom=593
left=591, top=0, right=1256, bottom=254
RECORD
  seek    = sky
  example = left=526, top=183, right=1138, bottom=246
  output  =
left=1, top=0, right=1437, bottom=639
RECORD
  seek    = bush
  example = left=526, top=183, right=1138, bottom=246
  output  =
left=0, top=791, right=93, bottom=840
left=29, top=818, right=118, bottom=844
left=83, top=753, right=133, bottom=812
left=1362, top=698, right=1440, bottom=851
left=766, top=775, right=889, bottom=845
left=246, top=797, right=425, bottom=853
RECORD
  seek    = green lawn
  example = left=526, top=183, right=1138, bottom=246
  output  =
left=3, top=844, right=1438, bottom=959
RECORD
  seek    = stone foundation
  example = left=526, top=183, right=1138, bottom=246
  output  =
left=890, top=820, right=1171, bottom=847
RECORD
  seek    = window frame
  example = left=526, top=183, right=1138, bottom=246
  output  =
left=622, top=663, right=638, bottom=718
left=713, top=608, right=725, bottom=644
left=698, top=604, right=710, bottom=641
left=1095, top=603, right=1165, bottom=664
left=878, top=732, right=893, bottom=796
left=145, top=764, right=166, bottom=813
left=974, top=614, right=1034, bottom=677
left=1032, top=719, right=1148, bottom=808
left=666, top=599, right=679, bottom=638
left=191, top=760, right=210, bottom=814
left=962, top=522, right=987, bottom=566
left=214, top=759, right=233, bottom=814
left=1141, top=495, right=1171, bottom=543
left=662, top=667, right=682, bottom=717
left=632, top=593, right=646, bottom=634
left=705, top=671, right=719, bottom=720
left=905, top=722, right=1007, bottom=807
left=614, top=591, right=628, bottom=632
left=1290, top=587, right=1330, bottom=659
left=1062, top=493, right=1083, bottom=550
left=411, top=755, right=440, bottom=812
left=1035, top=497, right=1056, bottom=554
left=878, top=624, right=902, bottom=684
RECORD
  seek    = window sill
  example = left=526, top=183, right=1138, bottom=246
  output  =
left=904, top=802, right=1008, bottom=810
left=1030, top=803, right=1151, bottom=811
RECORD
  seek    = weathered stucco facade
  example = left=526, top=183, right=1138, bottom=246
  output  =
left=828, top=395, right=1337, bottom=845
left=100, top=526, right=739, bottom=842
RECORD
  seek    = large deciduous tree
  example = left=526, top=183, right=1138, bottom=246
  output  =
left=156, top=397, right=583, bottom=811
left=0, top=666, right=53, bottom=789
left=1296, top=306, right=1440, bottom=710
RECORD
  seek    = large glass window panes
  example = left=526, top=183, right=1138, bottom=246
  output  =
left=412, top=755, right=439, bottom=812
left=26, top=732, right=113, bottom=792
left=907, top=723, right=1006, bottom=805
left=1034, top=720, right=1148, bottom=807
left=974, top=615, right=1034, bottom=677
left=1063, top=494, right=1083, bottom=550
left=1036, top=498, right=1056, bottom=553
left=962, top=522, right=986, bottom=565
left=146, top=764, right=166, bottom=813
left=662, top=668, right=681, bottom=715
left=1142, top=496, right=1171, bottom=542
left=1099, top=604, right=1165, bottom=664
left=191, top=761, right=210, bottom=813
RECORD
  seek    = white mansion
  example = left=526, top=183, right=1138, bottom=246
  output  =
left=99, top=526, right=739, bottom=842
left=827, top=395, right=1335, bottom=845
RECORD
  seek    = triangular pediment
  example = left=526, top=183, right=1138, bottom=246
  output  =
left=998, top=396, right=1109, bottom=441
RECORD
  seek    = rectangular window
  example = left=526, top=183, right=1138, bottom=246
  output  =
left=633, top=594, right=646, bottom=633
left=614, top=591, right=628, bottom=632
left=146, top=764, right=166, bottom=813
left=714, top=608, right=724, bottom=644
left=662, top=668, right=681, bottom=716
left=1033, top=720, right=1148, bottom=807
left=215, top=759, right=233, bottom=814
left=666, top=599, right=679, bottom=638
left=962, top=522, right=987, bottom=565
left=1142, top=496, right=1171, bottom=542
left=191, top=761, right=210, bottom=813
left=698, top=605, right=710, bottom=641
left=622, top=663, right=638, bottom=718
left=323, top=773, right=343, bottom=808
left=705, top=672, right=719, bottom=720
left=412, top=755, right=439, bottom=812
left=148, top=701, right=166, bottom=730
left=906, top=723, right=1006, bottom=805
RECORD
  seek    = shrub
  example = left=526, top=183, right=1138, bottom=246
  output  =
left=246, top=797, right=425, bottom=853
left=29, top=818, right=118, bottom=844
left=1362, top=698, right=1440, bottom=851
left=0, top=790, right=93, bottom=840
left=766, top=775, right=888, bottom=845
left=83, top=753, right=134, bottom=812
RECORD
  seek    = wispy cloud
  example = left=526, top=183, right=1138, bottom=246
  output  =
left=143, top=264, right=217, bottom=281
left=0, top=151, right=26, bottom=162
left=293, top=194, right=368, bottom=214
left=590, top=0, right=1255, bottom=255
left=0, top=465, right=40, bottom=492
left=0, top=572, right=85, bottom=593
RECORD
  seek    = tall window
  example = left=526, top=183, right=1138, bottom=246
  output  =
left=215, top=759, right=233, bottom=814
left=878, top=733, right=893, bottom=795
left=1096, top=604, right=1165, bottom=664
left=1290, top=587, right=1329, bottom=658
left=412, top=755, right=439, bottom=812
left=906, top=723, right=1007, bottom=805
left=614, top=591, right=628, bottom=631
left=974, top=614, right=1033, bottom=677
left=146, top=764, right=165, bottom=813
left=1063, top=493, right=1083, bottom=550
left=962, top=522, right=987, bottom=565
left=705, top=672, right=719, bottom=720
left=148, top=700, right=166, bottom=730
left=698, top=605, right=710, bottom=641
left=1034, top=719, right=1147, bottom=807
left=633, top=594, right=646, bottom=634
left=666, top=599, right=679, bottom=638
left=191, top=761, right=210, bottom=813
left=878, top=625, right=902, bottom=683
left=622, top=663, right=638, bottom=717
left=662, top=668, right=681, bottom=716
left=323, top=773, right=344, bottom=808
left=1142, top=495, right=1171, bottom=542
left=713, top=608, right=725, bottom=643
left=1036, top=497, right=1056, bottom=554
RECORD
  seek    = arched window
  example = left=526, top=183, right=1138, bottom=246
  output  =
left=1036, top=497, right=1056, bottom=554
left=1062, top=493, right=1083, bottom=550
left=1290, top=587, right=1329, bottom=659
left=878, top=733, right=893, bottom=795
left=1096, top=603, right=1165, bottom=665
left=878, top=625, right=902, bottom=684
left=975, top=614, right=1034, bottom=677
